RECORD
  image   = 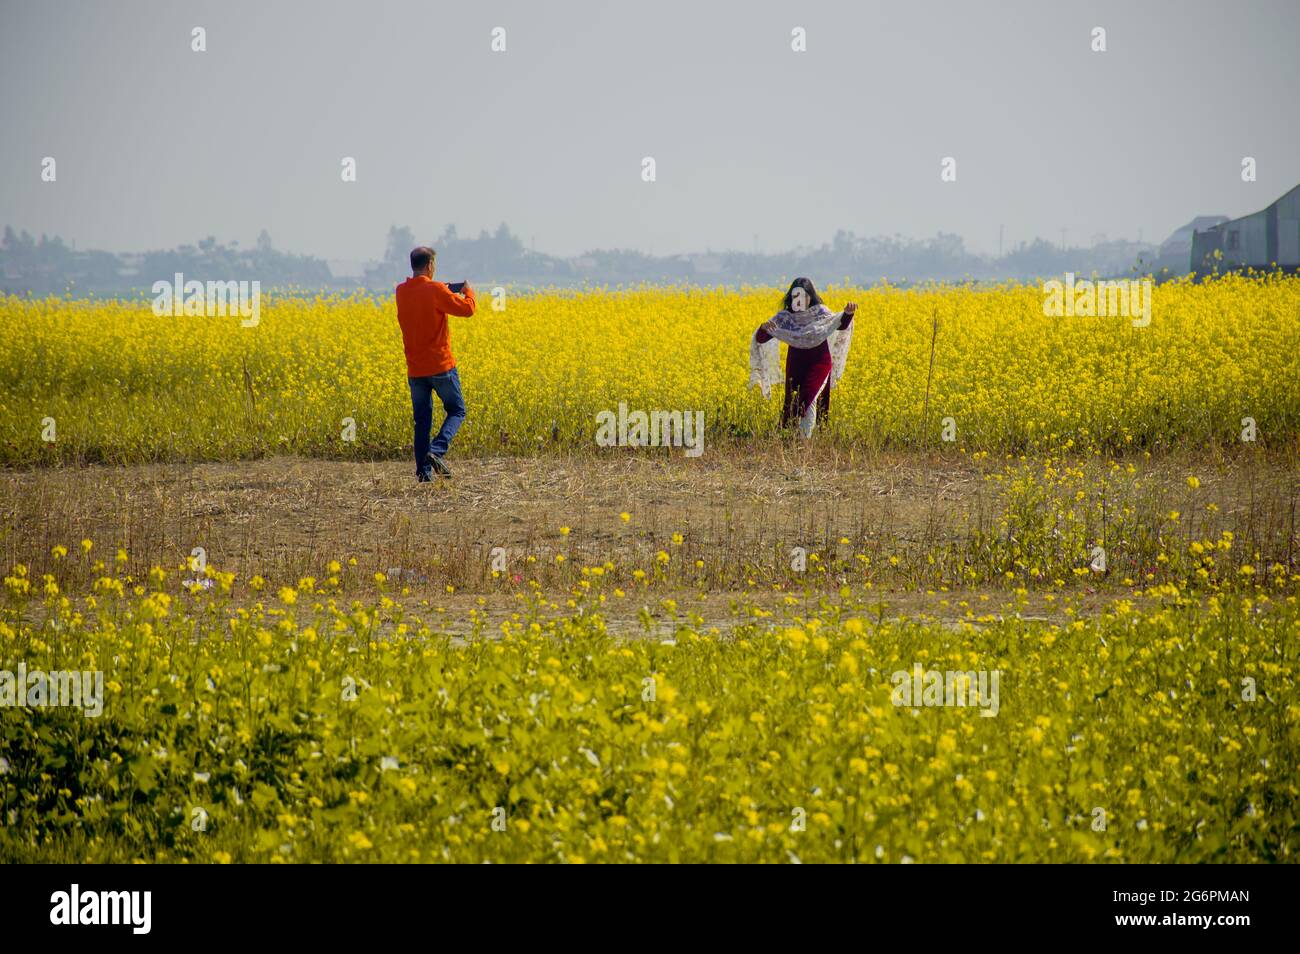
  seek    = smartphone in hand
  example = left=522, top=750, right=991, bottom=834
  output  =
left=445, top=281, right=466, bottom=294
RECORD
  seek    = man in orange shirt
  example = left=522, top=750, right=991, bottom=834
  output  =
left=395, top=246, right=476, bottom=480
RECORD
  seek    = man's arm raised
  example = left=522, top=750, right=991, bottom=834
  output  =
left=433, top=281, right=476, bottom=317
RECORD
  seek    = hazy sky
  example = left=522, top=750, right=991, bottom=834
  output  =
left=2, top=0, right=1298, bottom=260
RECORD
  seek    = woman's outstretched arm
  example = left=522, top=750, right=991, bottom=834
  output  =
left=839, top=302, right=858, bottom=329
left=755, top=324, right=774, bottom=343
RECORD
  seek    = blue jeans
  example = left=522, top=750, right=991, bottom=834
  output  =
left=408, top=367, right=466, bottom=475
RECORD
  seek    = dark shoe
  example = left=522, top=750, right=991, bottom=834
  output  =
left=416, top=469, right=433, bottom=482
left=429, top=454, right=452, bottom=478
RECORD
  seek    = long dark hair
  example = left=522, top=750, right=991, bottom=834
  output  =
left=782, top=277, right=823, bottom=312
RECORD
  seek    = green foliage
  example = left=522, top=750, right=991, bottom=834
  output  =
left=2, top=571, right=1296, bottom=862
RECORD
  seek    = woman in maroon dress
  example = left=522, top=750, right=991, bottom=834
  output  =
left=752, top=278, right=856, bottom=434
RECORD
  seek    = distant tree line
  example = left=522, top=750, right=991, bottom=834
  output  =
left=2, top=221, right=1160, bottom=297
left=0, top=227, right=330, bottom=296
left=373, top=224, right=1158, bottom=287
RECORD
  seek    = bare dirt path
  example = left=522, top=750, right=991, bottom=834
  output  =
left=2, top=448, right=1294, bottom=619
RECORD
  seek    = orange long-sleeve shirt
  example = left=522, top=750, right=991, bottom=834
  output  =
left=395, top=276, right=477, bottom=377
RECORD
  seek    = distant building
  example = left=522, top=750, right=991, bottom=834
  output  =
left=1154, top=215, right=1228, bottom=274
left=1191, top=184, right=1300, bottom=275
left=691, top=254, right=724, bottom=275
left=116, top=252, right=144, bottom=278
left=326, top=260, right=364, bottom=278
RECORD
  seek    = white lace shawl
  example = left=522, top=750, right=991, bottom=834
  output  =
left=748, top=304, right=854, bottom=400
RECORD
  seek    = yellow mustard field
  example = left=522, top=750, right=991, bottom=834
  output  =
left=2, top=561, right=1297, bottom=863
left=2, top=276, right=1298, bottom=865
left=1, top=274, right=1298, bottom=464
